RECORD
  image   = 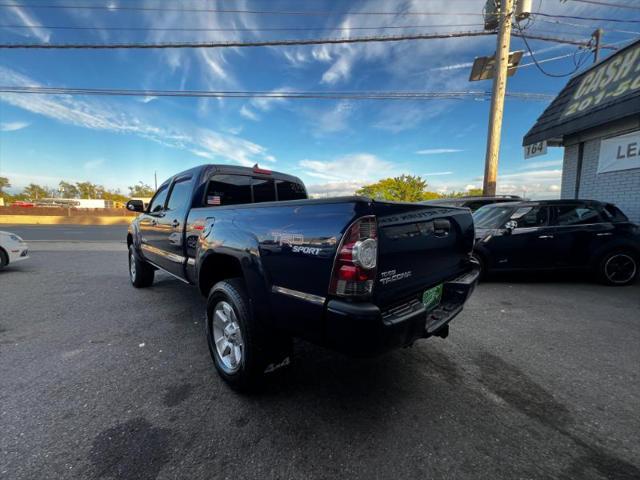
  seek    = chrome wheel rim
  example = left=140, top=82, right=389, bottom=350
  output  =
left=212, top=300, right=244, bottom=374
left=129, top=252, right=136, bottom=281
left=605, top=254, right=636, bottom=284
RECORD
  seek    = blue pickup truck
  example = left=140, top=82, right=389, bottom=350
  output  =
left=127, top=164, right=479, bottom=389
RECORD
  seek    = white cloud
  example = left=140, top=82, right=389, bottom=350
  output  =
left=239, top=105, right=259, bottom=121
left=307, top=181, right=364, bottom=198
left=300, top=153, right=397, bottom=195
left=84, top=159, right=105, bottom=170
left=0, top=66, right=275, bottom=168
left=4, top=3, right=51, bottom=42
left=520, top=159, right=563, bottom=170
left=321, top=50, right=355, bottom=85
left=137, top=96, right=158, bottom=104
left=416, top=148, right=464, bottom=155
left=0, top=121, right=29, bottom=132
left=423, top=171, right=454, bottom=176
left=310, top=101, right=354, bottom=135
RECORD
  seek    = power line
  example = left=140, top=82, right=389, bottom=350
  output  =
left=535, top=18, right=640, bottom=36
left=0, top=31, right=615, bottom=50
left=0, top=3, right=486, bottom=16
left=0, top=30, right=494, bottom=48
left=511, top=31, right=617, bottom=49
left=0, top=23, right=485, bottom=33
left=0, top=86, right=556, bottom=101
left=565, top=0, right=640, bottom=10
left=514, top=21, right=592, bottom=78
left=533, top=12, right=640, bottom=24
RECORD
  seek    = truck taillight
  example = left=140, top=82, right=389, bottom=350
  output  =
left=329, top=216, right=378, bottom=297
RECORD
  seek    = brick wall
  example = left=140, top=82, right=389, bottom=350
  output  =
left=562, top=127, right=640, bottom=223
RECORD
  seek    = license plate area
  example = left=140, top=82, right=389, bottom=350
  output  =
left=422, top=283, right=443, bottom=311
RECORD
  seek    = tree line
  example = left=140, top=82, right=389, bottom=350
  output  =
left=356, top=175, right=482, bottom=201
left=0, top=174, right=482, bottom=204
left=0, top=177, right=155, bottom=203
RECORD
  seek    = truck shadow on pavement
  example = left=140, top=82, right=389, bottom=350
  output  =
left=79, top=271, right=640, bottom=480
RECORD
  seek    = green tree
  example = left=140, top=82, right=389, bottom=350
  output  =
left=76, top=181, right=100, bottom=199
left=22, top=183, right=49, bottom=200
left=102, top=188, right=128, bottom=203
left=356, top=175, right=441, bottom=202
left=0, top=176, right=10, bottom=194
left=128, top=181, right=155, bottom=198
left=445, top=188, right=485, bottom=198
left=58, top=181, right=79, bottom=198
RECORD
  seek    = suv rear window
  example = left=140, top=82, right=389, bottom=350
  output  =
left=602, top=204, right=629, bottom=222
left=552, top=205, right=603, bottom=226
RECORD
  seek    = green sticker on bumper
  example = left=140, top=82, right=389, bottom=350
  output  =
left=422, top=284, right=443, bottom=311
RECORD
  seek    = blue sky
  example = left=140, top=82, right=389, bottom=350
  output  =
left=0, top=0, right=637, bottom=198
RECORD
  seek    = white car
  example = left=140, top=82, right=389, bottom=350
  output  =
left=0, top=231, right=29, bottom=270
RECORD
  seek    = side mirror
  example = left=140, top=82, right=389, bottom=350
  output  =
left=126, top=199, right=145, bottom=213
left=504, top=220, right=517, bottom=233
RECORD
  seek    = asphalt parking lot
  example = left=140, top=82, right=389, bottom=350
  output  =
left=1, top=226, right=639, bottom=479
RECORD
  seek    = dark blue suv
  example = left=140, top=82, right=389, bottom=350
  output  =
left=472, top=200, right=639, bottom=285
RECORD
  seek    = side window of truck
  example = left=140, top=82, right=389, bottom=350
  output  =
left=166, top=177, right=193, bottom=212
left=148, top=185, right=169, bottom=213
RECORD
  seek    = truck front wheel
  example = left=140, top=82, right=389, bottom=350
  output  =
left=128, top=245, right=154, bottom=288
left=206, top=278, right=291, bottom=391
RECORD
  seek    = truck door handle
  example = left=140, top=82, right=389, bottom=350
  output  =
left=433, top=219, right=450, bottom=237
left=172, top=219, right=180, bottom=228
left=538, top=234, right=554, bottom=239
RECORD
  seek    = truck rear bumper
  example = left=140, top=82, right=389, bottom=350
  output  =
left=324, top=262, right=480, bottom=357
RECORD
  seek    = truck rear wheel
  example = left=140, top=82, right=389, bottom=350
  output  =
left=128, top=245, right=154, bottom=288
left=206, top=278, right=291, bottom=391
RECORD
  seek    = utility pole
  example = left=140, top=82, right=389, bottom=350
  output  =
left=592, top=28, right=603, bottom=64
left=154, top=171, right=158, bottom=190
left=483, top=0, right=514, bottom=196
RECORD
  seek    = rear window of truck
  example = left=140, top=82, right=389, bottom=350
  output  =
left=205, top=174, right=306, bottom=206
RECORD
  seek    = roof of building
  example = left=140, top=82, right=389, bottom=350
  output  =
left=523, top=39, right=640, bottom=146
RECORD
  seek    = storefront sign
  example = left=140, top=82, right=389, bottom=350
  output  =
left=564, top=42, right=640, bottom=118
left=598, top=130, right=640, bottom=173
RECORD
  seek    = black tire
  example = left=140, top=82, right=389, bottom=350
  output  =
left=128, top=244, right=154, bottom=288
left=206, top=278, right=291, bottom=391
left=598, top=250, right=638, bottom=286
left=0, top=248, right=8, bottom=270
left=472, top=253, right=487, bottom=281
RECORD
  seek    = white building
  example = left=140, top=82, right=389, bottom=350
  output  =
left=524, top=39, right=640, bottom=223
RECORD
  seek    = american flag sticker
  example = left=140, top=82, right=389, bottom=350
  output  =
left=207, top=195, right=221, bottom=205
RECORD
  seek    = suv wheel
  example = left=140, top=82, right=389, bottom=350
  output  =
left=128, top=245, right=154, bottom=288
left=599, top=251, right=638, bottom=286
left=206, top=278, right=291, bottom=391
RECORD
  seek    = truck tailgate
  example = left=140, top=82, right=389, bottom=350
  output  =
left=371, top=202, right=474, bottom=308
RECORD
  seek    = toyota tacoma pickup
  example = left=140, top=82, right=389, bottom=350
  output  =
left=126, top=164, right=479, bottom=389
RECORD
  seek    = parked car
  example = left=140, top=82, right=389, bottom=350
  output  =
left=422, top=195, right=523, bottom=211
left=11, top=201, right=35, bottom=208
left=472, top=200, right=639, bottom=285
left=0, top=231, right=29, bottom=270
left=126, top=164, right=480, bottom=390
